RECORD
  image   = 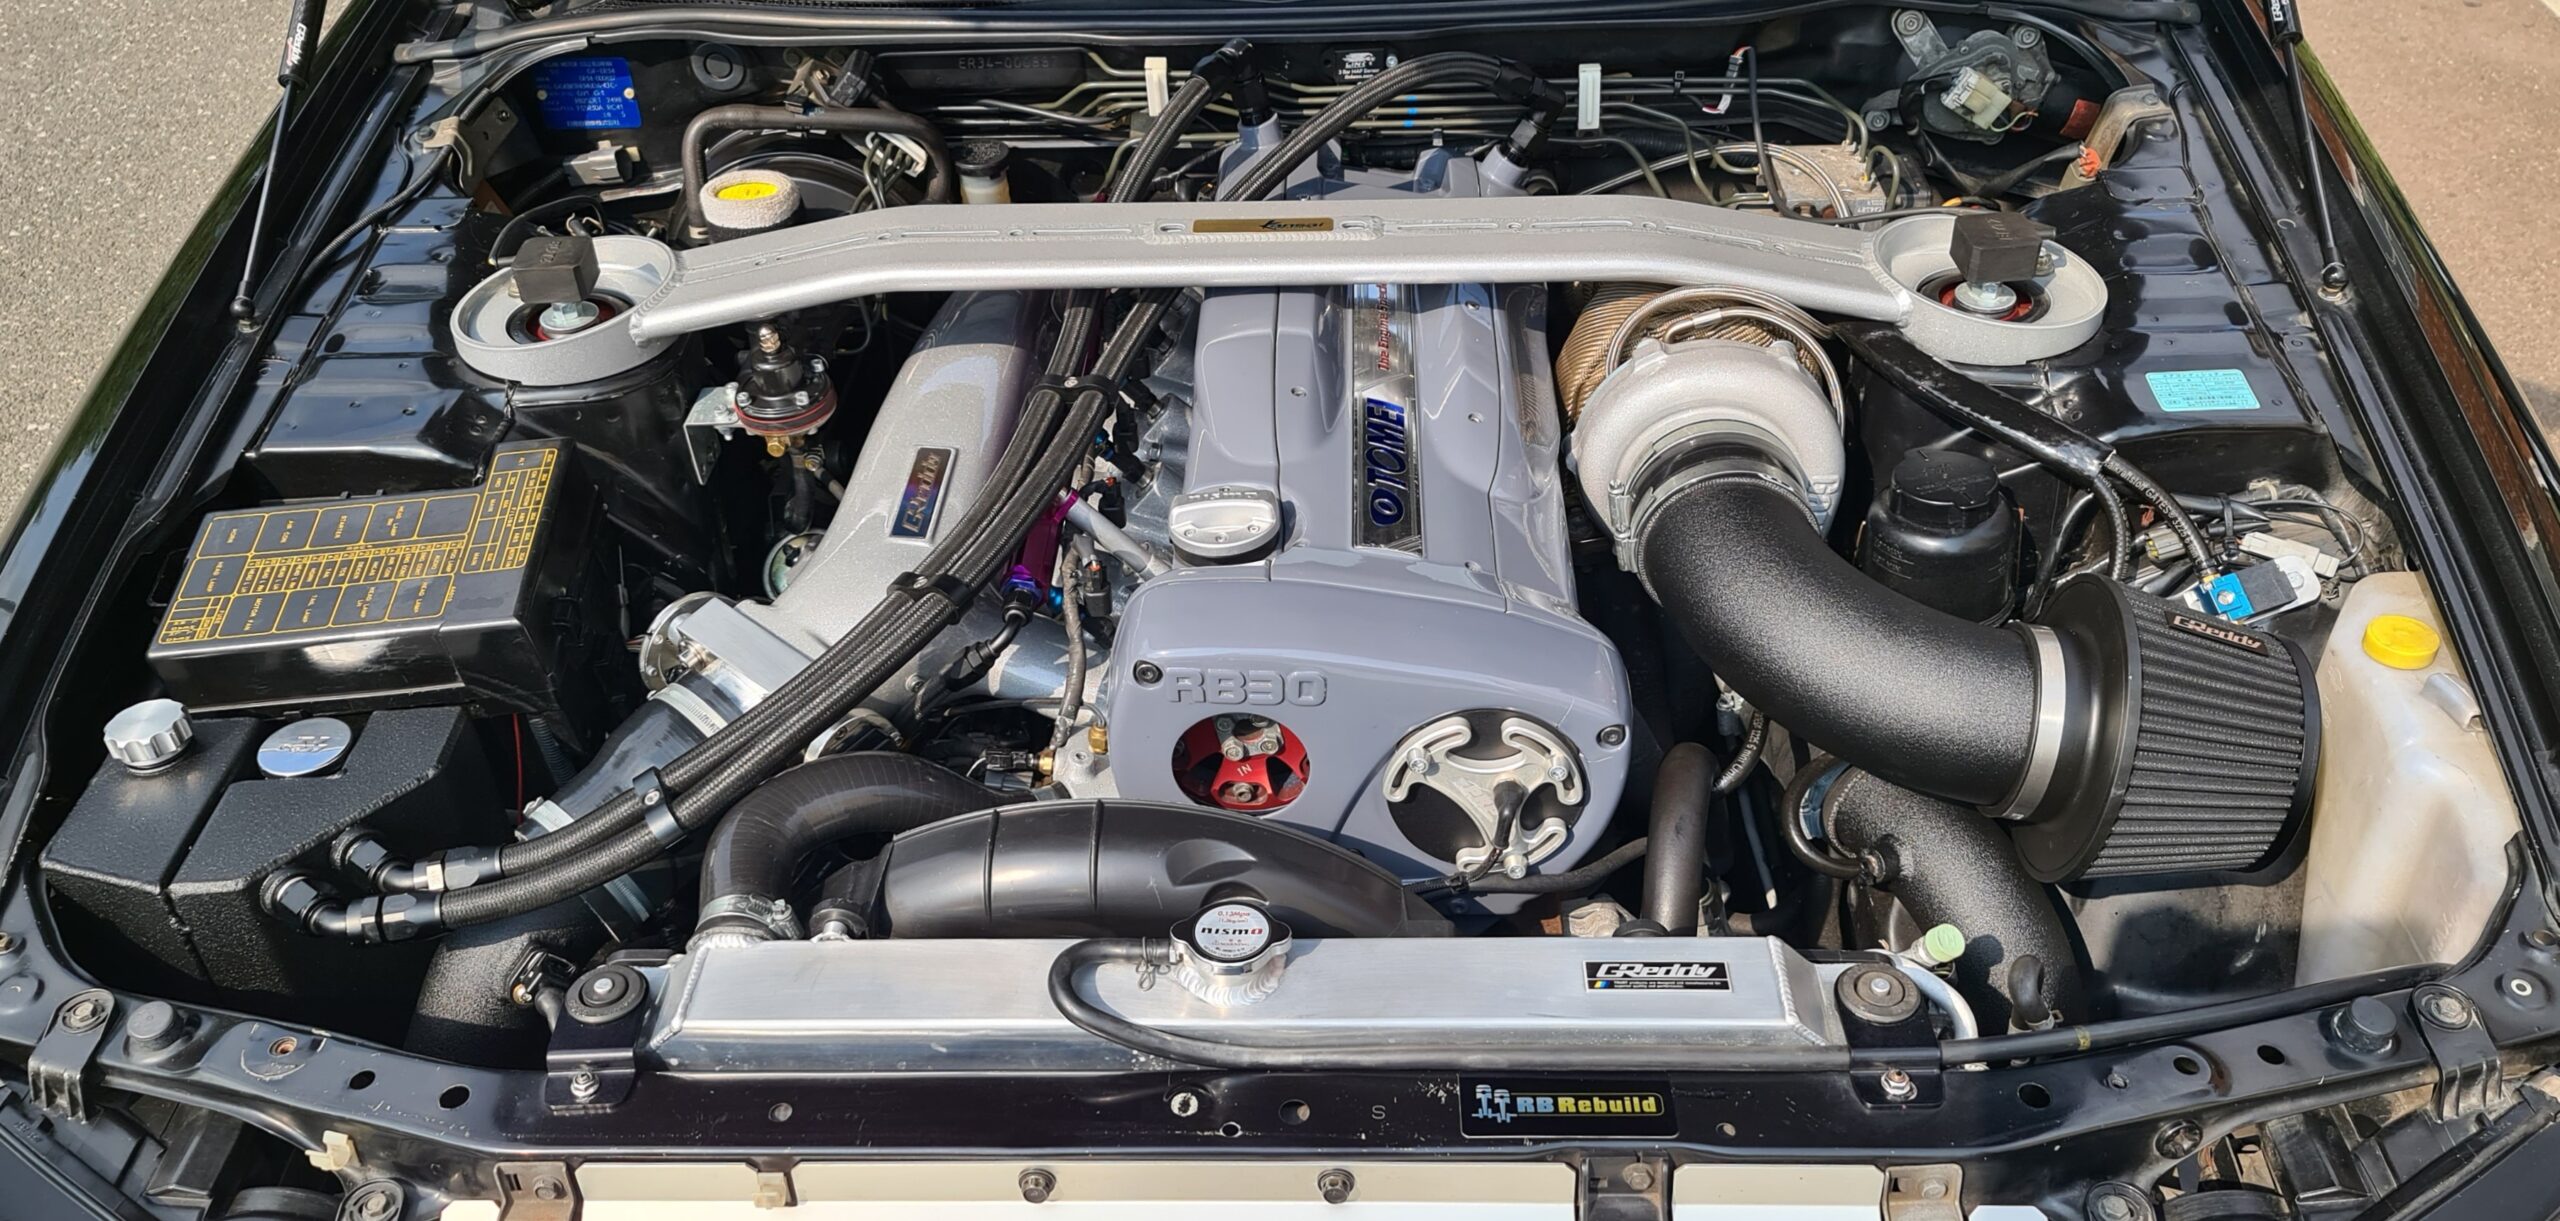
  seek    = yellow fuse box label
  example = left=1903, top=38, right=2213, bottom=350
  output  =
left=156, top=448, right=558, bottom=647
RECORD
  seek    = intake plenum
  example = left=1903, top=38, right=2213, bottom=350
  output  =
left=1630, top=471, right=2317, bottom=882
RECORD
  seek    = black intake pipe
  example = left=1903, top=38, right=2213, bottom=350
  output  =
left=1633, top=474, right=2316, bottom=881
left=1638, top=476, right=2038, bottom=806
left=1822, top=768, right=2083, bottom=1031
left=875, top=800, right=1452, bottom=939
left=696, top=752, right=1003, bottom=943
left=1643, top=743, right=1715, bottom=933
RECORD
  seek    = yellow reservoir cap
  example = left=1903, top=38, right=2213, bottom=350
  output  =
left=2362, top=614, right=2442, bottom=670
left=714, top=180, right=780, bottom=201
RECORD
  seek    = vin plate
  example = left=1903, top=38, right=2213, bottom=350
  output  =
left=1461, top=1078, right=1678, bottom=1138
left=1585, top=961, right=1732, bottom=991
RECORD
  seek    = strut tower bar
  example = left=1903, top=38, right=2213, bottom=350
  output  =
left=453, top=195, right=2105, bottom=385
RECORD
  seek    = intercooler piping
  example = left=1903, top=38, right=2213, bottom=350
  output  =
left=1819, top=768, right=2083, bottom=1031
left=1641, top=743, right=1715, bottom=934
left=867, top=800, right=1453, bottom=940
left=692, top=752, right=1008, bottom=946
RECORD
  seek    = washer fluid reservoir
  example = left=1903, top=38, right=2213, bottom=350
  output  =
left=2296, top=572, right=2521, bottom=983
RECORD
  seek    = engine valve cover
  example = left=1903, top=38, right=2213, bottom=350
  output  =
left=1101, top=151, right=1635, bottom=888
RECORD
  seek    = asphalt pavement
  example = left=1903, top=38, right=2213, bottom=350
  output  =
left=0, top=2, right=2554, bottom=521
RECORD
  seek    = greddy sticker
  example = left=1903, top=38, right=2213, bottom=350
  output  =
left=1346, top=283, right=1423, bottom=552
left=1461, top=1078, right=1677, bottom=1138
left=890, top=448, right=955, bottom=539
left=1191, top=216, right=1336, bottom=233
left=1585, top=961, right=1732, bottom=991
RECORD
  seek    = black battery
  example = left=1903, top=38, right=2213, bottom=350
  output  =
left=148, top=440, right=596, bottom=714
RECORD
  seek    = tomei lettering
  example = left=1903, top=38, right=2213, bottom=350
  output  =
left=1161, top=667, right=1327, bottom=706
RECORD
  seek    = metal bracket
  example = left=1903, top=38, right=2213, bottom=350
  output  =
left=2058, top=86, right=2177, bottom=190
left=29, top=990, right=113, bottom=1122
left=494, top=1161, right=577, bottom=1221
left=2411, top=984, right=2509, bottom=1121
left=1882, top=1163, right=1964, bottom=1221
left=683, top=384, right=742, bottom=485
left=1384, top=716, right=1582, bottom=878
left=1890, top=10, right=1950, bottom=65
left=1579, top=1157, right=1668, bottom=1221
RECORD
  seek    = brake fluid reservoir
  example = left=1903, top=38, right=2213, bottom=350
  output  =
left=2296, top=572, right=2520, bottom=984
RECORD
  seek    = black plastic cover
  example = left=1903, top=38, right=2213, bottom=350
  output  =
left=878, top=800, right=1452, bottom=939
left=148, top=439, right=595, bottom=715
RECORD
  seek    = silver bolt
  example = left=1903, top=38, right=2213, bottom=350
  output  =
left=536, top=299, right=602, bottom=336
left=2093, top=1193, right=2135, bottom=1221
left=1879, top=1067, right=1918, bottom=1101
left=1169, top=1090, right=1202, bottom=1118
left=1619, top=1164, right=1656, bottom=1192
left=531, top=1178, right=567, bottom=1202
left=61, top=996, right=104, bottom=1032
left=1019, top=1168, right=1057, bottom=1204
left=2013, top=27, right=2042, bottom=47
left=355, top=1187, right=397, bottom=1219
left=1894, top=10, right=1927, bottom=35
left=1316, top=1169, right=1356, bottom=1204
left=1866, top=974, right=1898, bottom=999
left=569, top=1070, right=600, bottom=1102
left=2420, top=990, right=2475, bottom=1029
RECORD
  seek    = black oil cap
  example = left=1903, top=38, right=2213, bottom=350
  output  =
left=512, top=235, right=599, bottom=306
left=1949, top=212, right=2049, bottom=284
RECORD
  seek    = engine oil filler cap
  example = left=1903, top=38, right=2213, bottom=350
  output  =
left=1169, top=899, right=1292, bottom=1006
left=256, top=717, right=354, bottom=779
left=2363, top=614, right=2441, bottom=670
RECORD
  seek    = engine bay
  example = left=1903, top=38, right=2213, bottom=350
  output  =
left=14, top=4, right=2546, bottom=1211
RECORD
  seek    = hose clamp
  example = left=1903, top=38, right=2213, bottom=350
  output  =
left=696, top=894, right=804, bottom=942
left=647, top=680, right=728, bottom=739
left=1990, top=623, right=2069, bottom=822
